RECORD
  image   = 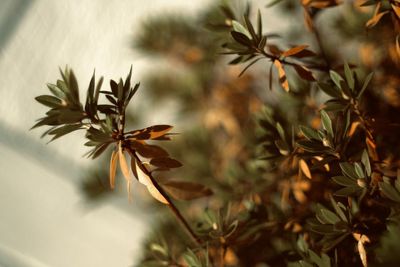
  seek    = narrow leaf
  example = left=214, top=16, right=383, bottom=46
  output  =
left=109, top=150, right=118, bottom=189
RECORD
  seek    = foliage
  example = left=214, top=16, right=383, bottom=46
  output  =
left=32, top=0, right=400, bottom=266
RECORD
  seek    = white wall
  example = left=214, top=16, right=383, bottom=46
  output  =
left=0, top=1, right=212, bottom=266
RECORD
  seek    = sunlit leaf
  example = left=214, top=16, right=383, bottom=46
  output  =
left=282, top=45, right=308, bottom=57
left=118, top=142, right=131, bottom=182
left=146, top=184, right=168, bottom=204
left=109, top=150, right=118, bottom=189
left=300, top=159, right=312, bottom=179
left=273, top=59, right=289, bottom=92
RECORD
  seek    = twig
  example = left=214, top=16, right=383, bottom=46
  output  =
left=127, top=147, right=202, bottom=246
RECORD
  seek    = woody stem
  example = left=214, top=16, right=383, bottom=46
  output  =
left=127, top=147, right=202, bottom=246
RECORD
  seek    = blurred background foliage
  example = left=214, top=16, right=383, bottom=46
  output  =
left=71, top=0, right=400, bottom=266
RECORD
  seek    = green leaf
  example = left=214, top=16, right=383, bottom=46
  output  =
left=334, top=186, right=360, bottom=197
left=68, top=69, right=80, bottom=103
left=320, top=208, right=340, bottom=224
left=339, top=162, right=358, bottom=179
left=344, top=63, right=354, bottom=91
left=361, top=150, right=371, bottom=176
left=182, top=249, right=202, bottom=267
left=329, top=70, right=343, bottom=89
left=354, top=163, right=364, bottom=179
left=379, top=182, right=400, bottom=202
left=358, top=72, right=373, bottom=98
left=232, top=20, right=251, bottom=39
left=231, top=31, right=252, bottom=46
left=300, top=126, right=320, bottom=141
left=329, top=195, right=348, bottom=222
left=320, top=110, right=333, bottom=138
left=318, top=82, right=341, bottom=98
left=35, top=95, right=62, bottom=108
left=332, top=176, right=356, bottom=187
left=48, top=124, right=82, bottom=141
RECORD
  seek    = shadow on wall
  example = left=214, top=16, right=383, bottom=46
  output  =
left=0, top=0, right=33, bottom=50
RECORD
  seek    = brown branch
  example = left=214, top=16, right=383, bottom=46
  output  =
left=127, top=147, right=202, bottom=246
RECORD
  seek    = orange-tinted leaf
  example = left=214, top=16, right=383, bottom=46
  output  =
left=162, top=180, right=213, bottom=200
left=147, top=184, right=168, bottom=204
left=366, top=3, right=388, bottom=28
left=293, top=64, right=315, bottom=81
left=118, top=142, right=131, bottom=182
left=366, top=11, right=388, bottom=28
left=299, top=159, right=312, bottom=179
left=129, top=125, right=173, bottom=140
left=134, top=160, right=152, bottom=187
left=150, top=157, right=183, bottom=169
left=109, top=150, right=118, bottom=189
left=273, top=60, right=289, bottom=92
left=282, top=45, right=308, bottom=57
left=392, top=4, right=400, bottom=19
left=396, top=35, right=400, bottom=57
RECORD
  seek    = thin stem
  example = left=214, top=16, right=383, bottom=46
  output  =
left=127, top=147, right=202, bottom=246
left=255, top=47, right=329, bottom=72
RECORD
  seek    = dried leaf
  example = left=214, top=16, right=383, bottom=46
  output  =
left=396, top=35, right=400, bottom=57
left=392, top=4, right=400, bottom=20
left=300, top=159, right=312, bottom=179
left=150, top=157, right=183, bottom=169
left=147, top=184, right=169, bottom=204
left=109, top=150, right=118, bottom=189
left=135, top=160, right=152, bottom=187
left=162, top=180, right=213, bottom=200
left=129, top=141, right=169, bottom=158
left=353, top=234, right=370, bottom=267
left=366, top=3, right=388, bottom=28
left=282, top=45, right=308, bottom=57
left=293, top=64, right=315, bottom=81
left=129, top=125, right=173, bottom=140
left=273, top=60, right=289, bottom=92
left=118, top=142, right=131, bottom=182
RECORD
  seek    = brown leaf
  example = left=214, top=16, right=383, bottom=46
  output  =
left=353, top=234, right=370, bottom=267
left=129, top=125, right=173, bottom=140
left=118, top=142, right=131, bottom=182
left=109, top=150, right=118, bottom=189
left=293, top=64, right=315, bottom=81
left=134, top=160, right=152, bottom=187
left=392, top=4, right=400, bottom=20
left=129, top=141, right=169, bottom=158
left=282, top=45, right=309, bottom=57
left=396, top=35, right=400, bottom=57
left=162, top=180, right=213, bottom=200
left=299, top=159, right=312, bottom=179
left=273, top=60, right=289, bottom=92
left=366, top=3, right=388, bottom=28
left=267, top=44, right=282, bottom=56
left=147, top=184, right=168, bottom=204
left=130, top=156, right=138, bottom=180
left=150, top=157, right=183, bottom=169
